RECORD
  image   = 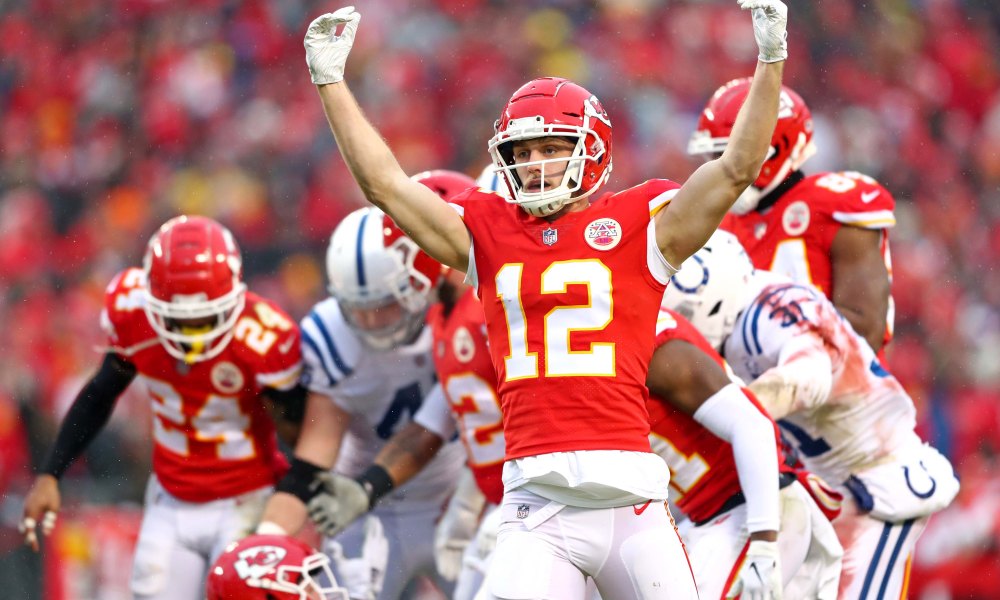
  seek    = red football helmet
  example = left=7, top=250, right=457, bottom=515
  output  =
left=411, top=169, right=476, bottom=204
left=142, top=215, right=247, bottom=363
left=687, top=78, right=816, bottom=214
left=488, top=77, right=613, bottom=217
left=207, top=534, right=348, bottom=600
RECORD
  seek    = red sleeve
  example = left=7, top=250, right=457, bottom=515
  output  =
left=101, top=268, right=151, bottom=349
left=807, top=172, right=896, bottom=230
left=243, top=295, right=303, bottom=392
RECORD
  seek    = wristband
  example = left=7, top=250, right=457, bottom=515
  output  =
left=275, top=458, right=325, bottom=504
left=357, top=464, right=394, bottom=508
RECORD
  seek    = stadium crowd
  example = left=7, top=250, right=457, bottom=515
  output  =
left=0, top=0, right=998, bottom=597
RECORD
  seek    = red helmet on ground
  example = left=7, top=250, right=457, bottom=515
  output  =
left=207, top=534, right=348, bottom=600
left=687, top=78, right=816, bottom=214
left=488, top=77, right=613, bottom=217
left=142, top=215, right=247, bottom=363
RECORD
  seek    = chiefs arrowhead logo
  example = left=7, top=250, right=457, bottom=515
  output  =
left=234, top=545, right=287, bottom=580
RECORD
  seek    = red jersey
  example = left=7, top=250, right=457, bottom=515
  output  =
left=427, top=288, right=504, bottom=504
left=721, top=171, right=895, bottom=343
left=101, top=268, right=300, bottom=503
left=451, top=180, right=679, bottom=459
left=646, top=309, right=787, bottom=524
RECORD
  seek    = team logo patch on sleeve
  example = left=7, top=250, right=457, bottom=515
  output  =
left=782, top=201, right=810, bottom=236
left=584, top=218, right=622, bottom=250
left=211, top=361, right=245, bottom=394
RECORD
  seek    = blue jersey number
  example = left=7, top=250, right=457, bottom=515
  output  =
left=779, top=419, right=831, bottom=458
left=376, top=383, right=423, bottom=440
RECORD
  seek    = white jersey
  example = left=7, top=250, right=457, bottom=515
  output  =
left=301, top=298, right=464, bottom=505
left=722, top=278, right=920, bottom=485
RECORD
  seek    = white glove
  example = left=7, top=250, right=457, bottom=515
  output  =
left=727, top=539, right=783, bottom=600
left=307, top=472, right=371, bottom=538
left=434, top=469, right=486, bottom=581
left=304, top=6, right=361, bottom=85
left=329, top=517, right=389, bottom=600
left=739, top=0, right=788, bottom=63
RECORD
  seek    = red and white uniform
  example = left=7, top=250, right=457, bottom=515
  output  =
left=453, top=182, right=699, bottom=600
left=452, top=180, right=679, bottom=505
left=419, top=287, right=504, bottom=600
left=721, top=171, right=896, bottom=343
left=426, top=288, right=504, bottom=505
left=103, top=268, right=298, bottom=501
left=647, top=310, right=787, bottom=524
left=101, top=267, right=301, bottom=599
left=649, top=309, right=843, bottom=599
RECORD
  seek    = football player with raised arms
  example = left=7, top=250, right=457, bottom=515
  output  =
left=689, top=79, right=895, bottom=352
left=661, top=233, right=960, bottom=600
left=300, top=1, right=787, bottom=597
left=255, top=173, right=468, bottom=599
left=20, top=216, right=304, bottom=600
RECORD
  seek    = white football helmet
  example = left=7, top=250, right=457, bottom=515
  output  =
left=326, top=206, right=443, bottom=351
left=661, top=230, right=757, bottom=351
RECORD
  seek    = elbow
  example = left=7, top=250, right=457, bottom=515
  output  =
left=720, top=151, right=764, bottom=190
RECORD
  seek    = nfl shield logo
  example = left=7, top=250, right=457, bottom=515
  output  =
left=516, top=504, right=530, bottom=519
left=542, top=228, right=558, bottom=246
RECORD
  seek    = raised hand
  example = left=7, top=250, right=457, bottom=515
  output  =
left=739, top=0, right=788, bottom=63
left=304, top=6, right=362, bottom=85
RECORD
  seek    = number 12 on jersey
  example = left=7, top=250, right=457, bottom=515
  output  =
left=495, top=259, right=615, bottom=381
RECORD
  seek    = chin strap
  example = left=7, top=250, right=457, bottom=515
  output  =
left=752, top=170, right=806, bottom=213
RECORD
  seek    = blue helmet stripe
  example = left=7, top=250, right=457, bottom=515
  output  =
left=355, top=211, right=370, bottom=288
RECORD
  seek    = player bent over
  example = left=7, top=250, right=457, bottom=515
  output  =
left=662, top=231, right=959, bottom=600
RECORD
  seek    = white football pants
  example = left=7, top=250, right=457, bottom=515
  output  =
left=680, top=481, right=844, bottom=600
left=482, top=488, right=698, bottom=600
left=833, top=495, right=927, bottom=600
left=130, top=475, right=270, bottom=599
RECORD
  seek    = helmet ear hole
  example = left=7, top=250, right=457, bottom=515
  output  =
left=660, top=230, right=755, bottom=351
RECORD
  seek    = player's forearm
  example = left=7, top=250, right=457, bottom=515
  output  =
left=693, top=384, right=780, bottom=533
left=43, top=354, right=134, bottom=478
left=720, top=60, right=784, bottom=189
left=317, top=83, right=411, bottom=210
left=748, top=348, right=832, bottom=419
left=373, top=422, right=444, bottom=488
left=293, top=392, right=349, bottom=469
left=259, top=492, right=309, bottom=535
